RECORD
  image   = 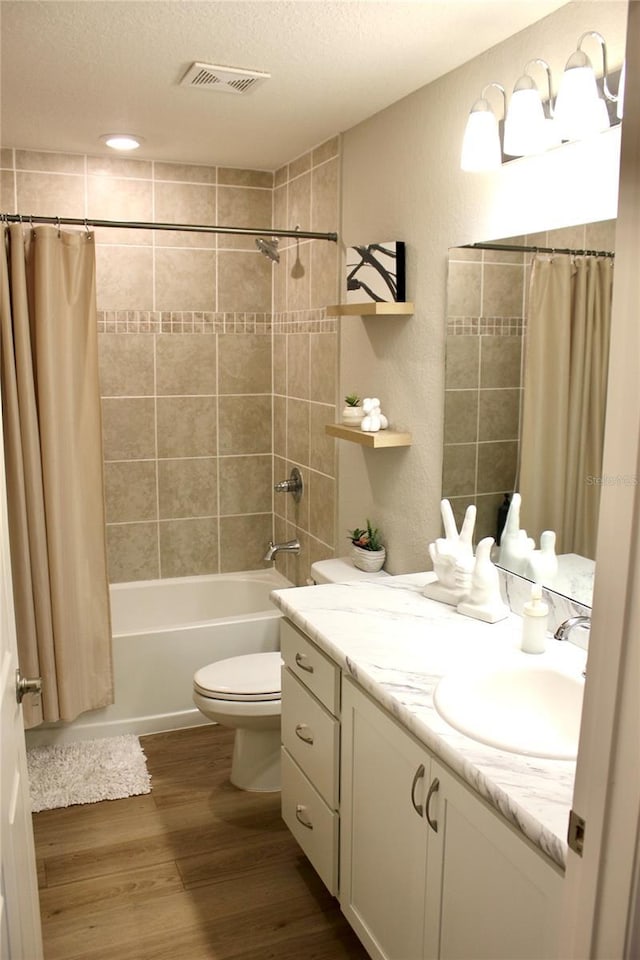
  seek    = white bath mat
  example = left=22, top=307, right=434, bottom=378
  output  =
left=27, top=734, right=152, bottom=812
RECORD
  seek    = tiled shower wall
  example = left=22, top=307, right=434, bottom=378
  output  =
left=443, top=219, right=616, bottom=544
left=1, top=143, right=340, bottom=583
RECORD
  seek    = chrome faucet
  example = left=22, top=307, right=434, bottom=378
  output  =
left=264, top=538, right=300, bottom=561
left=554, top=615, right=591, bottom=642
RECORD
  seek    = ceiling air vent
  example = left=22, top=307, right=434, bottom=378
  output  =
left=180, top=62, right=270, bottom=94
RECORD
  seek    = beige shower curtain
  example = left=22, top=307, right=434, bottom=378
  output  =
left=0, top=224, right=113, bottom=727
left=519, top=253, right=613, bottom=559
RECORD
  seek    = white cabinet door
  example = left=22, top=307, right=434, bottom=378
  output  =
left=424, top=761, right=563, bottom=960
left=340, top=678, right=431, bottom=960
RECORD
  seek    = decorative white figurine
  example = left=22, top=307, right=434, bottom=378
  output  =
left=457, top=537, right=509, bottom=623
left=424, top=499, right=476, bottom=605
left=360, top=397, right=389, bottom=433
left=497, top=493, right=535, bottom=575
left=524, top=530, right=558, bottom=583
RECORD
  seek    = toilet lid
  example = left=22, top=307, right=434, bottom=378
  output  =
left=194, top=652, right=282, bottom=701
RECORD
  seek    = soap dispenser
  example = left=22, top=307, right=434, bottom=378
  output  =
left=521, top=583, right=548, bottom=654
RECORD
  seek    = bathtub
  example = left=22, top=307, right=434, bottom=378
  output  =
left=25, top=568, right=292, bottom=747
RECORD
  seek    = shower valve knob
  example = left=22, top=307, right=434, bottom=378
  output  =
left=16, top=669, right=42, bottom=704
left=273, top=467, right=303, bottom=502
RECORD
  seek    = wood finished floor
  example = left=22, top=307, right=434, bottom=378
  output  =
left=33, top=725, right=369, bottom=960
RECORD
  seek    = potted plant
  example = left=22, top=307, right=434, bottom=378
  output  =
left=342, top=393, right=364, bottom=426
left=348, top=520, right=386, bottom=572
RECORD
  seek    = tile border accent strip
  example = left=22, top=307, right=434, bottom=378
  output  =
left=97, top=309, right=337, bottom=334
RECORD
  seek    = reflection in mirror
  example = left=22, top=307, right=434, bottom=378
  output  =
left=443, top=219, right=616, bottom=608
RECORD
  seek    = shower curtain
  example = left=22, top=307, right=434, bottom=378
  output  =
left=519, top=253, right=613, bottom=559
left=0, top=224, right=113, bottom=727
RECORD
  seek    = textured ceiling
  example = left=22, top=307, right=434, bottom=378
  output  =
left=0, top=0, right=568, bottom=170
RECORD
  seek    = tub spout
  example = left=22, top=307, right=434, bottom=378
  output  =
left=264, top=539, right=300, bottom=561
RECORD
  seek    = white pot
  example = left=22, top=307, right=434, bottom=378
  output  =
left=342, top=406, right=364, bottom=426
left=351, top=544, right=386, bottom=572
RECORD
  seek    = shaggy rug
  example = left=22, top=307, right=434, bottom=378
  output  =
left=27, top=734, right=152, bottom=812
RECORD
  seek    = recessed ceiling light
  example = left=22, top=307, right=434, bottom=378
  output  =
left=100, top=134, right=143, bottom=151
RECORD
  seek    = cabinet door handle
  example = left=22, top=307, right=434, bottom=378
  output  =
left=295, top=804, right=313, bottom=830
left=410, top=763, right=425, bottom=818
left=295, top=652, right=314, bottom=673
left=426, top=777, right=440, bottom=833
left=295, top=723, right=314, bottom=744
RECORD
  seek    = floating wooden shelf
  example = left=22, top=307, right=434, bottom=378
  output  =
left=325, top=423, right=412, bottom=448
left=326, top=302, right=414, bottom=317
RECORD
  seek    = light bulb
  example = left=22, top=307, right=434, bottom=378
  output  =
left=461, top=99, right=501, bottom=172
left=504, top=79, right=546, bottom=157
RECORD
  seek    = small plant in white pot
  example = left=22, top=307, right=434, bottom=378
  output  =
left=348, top=520, right=386, bottom=572
left=342, top=393, right=364, bottom=426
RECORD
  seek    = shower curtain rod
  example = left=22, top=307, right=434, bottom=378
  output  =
left=0, top=213, right=338, bottom=243
left=463, top=241, right=614, bottom=259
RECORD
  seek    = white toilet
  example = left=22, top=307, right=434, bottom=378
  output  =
left=192, top=558, right=390, bottom=793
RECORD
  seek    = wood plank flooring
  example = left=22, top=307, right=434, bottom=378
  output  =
left=33, top=725, right=369, bottom=960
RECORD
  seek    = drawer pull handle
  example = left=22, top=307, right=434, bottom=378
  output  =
left=295, top=652, right=314, bottom=673
left=295, top=804, right=314, bottom=830
left=411, top=763, right=425, bottom=818
left=295, top=723, right=314, bottom=745
left=426, top=777, right=440, bottom=833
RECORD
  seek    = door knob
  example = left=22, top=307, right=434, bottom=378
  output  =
left=16, top=669, right=42, bottom=704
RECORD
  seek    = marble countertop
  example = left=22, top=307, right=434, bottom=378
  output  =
left=271, top=572, right=588, bottom=870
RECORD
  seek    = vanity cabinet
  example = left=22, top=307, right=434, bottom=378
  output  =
left=280, top=619, right=341, bottom=895
left=340, top=678, right=563, bottom=960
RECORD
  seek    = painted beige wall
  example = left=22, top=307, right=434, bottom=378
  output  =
left=339, top=1, right=627, bottom=573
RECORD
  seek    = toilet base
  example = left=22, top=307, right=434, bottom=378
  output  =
left=231, top=727, right=281, bottom=792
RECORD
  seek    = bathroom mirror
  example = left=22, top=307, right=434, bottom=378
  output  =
left=442, top=218, right=616, bottom=608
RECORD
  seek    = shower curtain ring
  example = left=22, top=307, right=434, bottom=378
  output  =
left=56, top=216, right=61, bottom=236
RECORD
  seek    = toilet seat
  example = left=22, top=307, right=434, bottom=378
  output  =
left=194, top=651, right=282, bottom=702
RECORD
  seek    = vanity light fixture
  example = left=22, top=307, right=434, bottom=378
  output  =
left=100, top=134, right=143, bottom=151
left=554, top=31, right=616, bottom=141
left=460, top=83, right=506, bottom=172
left=617, top=60, right=626, bottom=120
left=504, top=60, right=561, bottom=158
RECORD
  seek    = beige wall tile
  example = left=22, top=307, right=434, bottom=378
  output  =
left=155, top=249, right=217, bottom=311
left=16, top=150, right=84, bottom=174
left=88, top=176, right=153, bottom=245
left=218, top=168, right=272, bottom=188
left=1, top=170, right=15, bottom=211
left=311, top=158, right=338, bottom=234
left=219, top=514, right=273, bottom=573
left=446, top=261, right=481, bottom=317
left=442, top=443, right=476, bottom=498
left=217, top=251, right=272, bottom=312
left=98, top=334, right=155, bottom=397
left=107, top=522, right=159, bottom=583
left=158, top=458, right=217, bottom=519
left=309, top=535, right=334, bottom=571
left=219, top=455, right=272, bottom=515
left=585, top=219, right=616, bottom=252
left=104, top=461, right=157, bottom=523
left=288, top=171, right=311, bottom=232
left=274, top=165, right=288, bottom=189
left=284, top=462, right=310, bottom=533
left=547, top=224, right=587, bottom=251
left=309, top=333, right=337, bottom=404
left=286, top=243, right=310, bottom=311
left=448, top=246, right=482, bottom=263
left=478, top=389, right=521, bottom=442
left=16, top=171, right=84, bottom=218
left=273, top=457, right=288, bottom=521
left=154, top=181, right=217, bottom=248
left=102, top=398, right=156, bottom=460
left=482, top=263, right=524, bottom=317
left=311, top=240, right=340, bottom=309
left=477, top=441, right=518, bottom=494
left=312, top=138, right=340, bottom=167
left=308, top=470, right=335, bottom=546
left=273, top=251, right=287, bottom=312
left=475, top=493, right=505, bottom=544
left=0, top=148, right=14, bottom=169
left=287, top=399, right=310, bottom=466
left=444, top=390, right=479, bottom=444
left=445, top=335, right=479, bottom=389
left=217, top=186, right=273, bottom=250
left=218, top=334, right=272, bottom=394
left=159, top=518, right=218, bottom=577
left=156, top=334, right=216, bottom=396
left=309, top=403, right=336, bottom=477
left=273, top=396, right=286, bottom=459
left=218, top=396, right=272, bottom=455
left=273, top=334, right=287, bottom=396
left=154, top=161, right=216, bottom=184
left=479, top=336, right=522, bottom=388
left=87, top=155, right=152, bottom=179
left=287, top=333, right=309, bottom=400
left=285, top=525, right=311, bottom=587
left=289, top=152, right=311, bottom=181
left=95, top=246, right=154, bottom=311
left=157, top=396, right=217, bottom=457
left=273, top=184, right=287, bottom=232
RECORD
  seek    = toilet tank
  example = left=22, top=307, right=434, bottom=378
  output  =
left=310, top=557, right=391, bottom=584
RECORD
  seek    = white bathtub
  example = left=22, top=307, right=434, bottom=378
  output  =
left=26, top=569, right=292, bottom=747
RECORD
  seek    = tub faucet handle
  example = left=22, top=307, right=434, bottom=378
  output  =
left=274, top=467, right=303, bottom=502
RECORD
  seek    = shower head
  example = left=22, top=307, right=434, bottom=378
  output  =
left=255, top=236, right=280, bottom=263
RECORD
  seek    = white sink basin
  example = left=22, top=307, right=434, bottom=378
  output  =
left=433, top=665, right=584, bottom=760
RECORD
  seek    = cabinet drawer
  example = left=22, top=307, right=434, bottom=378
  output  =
left=281, top=619, right=340, bottom=716
left=282, top=668, right=339, bottom=809
left=281, top=748, right=339, bottom=896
